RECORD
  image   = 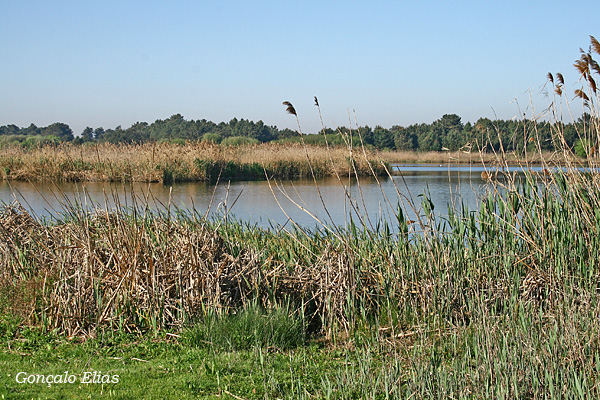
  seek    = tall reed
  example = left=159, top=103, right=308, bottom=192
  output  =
left=0, top=142, right=388, bottom=183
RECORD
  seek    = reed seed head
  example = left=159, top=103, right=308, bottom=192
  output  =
left=590, top=59, right=600, bottom=76
left=589, top=75, right=597, bottom=93
left=282, top=101, right=297, bottom=116
left=574, top=58, right=589, bottom=76
left=575, top=88, right=590, bottom=101
left=590, top=35, right=600, bottom=56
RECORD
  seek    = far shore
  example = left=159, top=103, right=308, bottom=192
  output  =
left=0, top=142, right=585, bottom=183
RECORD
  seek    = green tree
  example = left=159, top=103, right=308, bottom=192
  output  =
left=373, top=125, right=394, bottom=149
left=23, top=123, right=40, bottom=136
left=390, top=126, right=414, bottom=151
left=0, top=124, right=20, bottom=136
left=80, top=127, right=94, bottom=142
left=94, top=127, right=105, bottom=140
left=42, top=123, right=73, bottom=141
left=418, top=131, right=441, bottom=152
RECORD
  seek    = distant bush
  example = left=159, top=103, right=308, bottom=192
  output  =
left=221, top=136, right=259, bottom=146
left=574, top=139, right=594, bottom=158
left=157, top=138, right=186, bottom=146
left=0, top=135, right=61, bottom=148
left=201, top=132, right=222, bottom=144
left=0, top=135, right=27, bottom=146
left=23, top=135, right=61, bottom=148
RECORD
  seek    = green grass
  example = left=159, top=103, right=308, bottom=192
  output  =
left=0, top=314, right=410, bottom=399
left=186, top=302, right=306, bottom=351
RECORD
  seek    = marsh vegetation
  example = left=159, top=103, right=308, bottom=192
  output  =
left=2, top=36, right=600, bottom=399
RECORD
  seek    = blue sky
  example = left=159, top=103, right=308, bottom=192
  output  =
left=1, top=1, right=598, bottom=135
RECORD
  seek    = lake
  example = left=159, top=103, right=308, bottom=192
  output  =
left=0, top=164, right=542, bottom=231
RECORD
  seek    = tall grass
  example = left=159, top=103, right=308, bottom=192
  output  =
left=0, top=141, right=388, bottom=183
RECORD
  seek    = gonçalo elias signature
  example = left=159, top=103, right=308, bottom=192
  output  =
left=15, top=371, right=119, bottom=387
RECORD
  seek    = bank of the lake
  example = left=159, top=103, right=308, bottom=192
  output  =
left=0, top=142, right=574, bottom=184
left=0, top=142, right=390, bottom=183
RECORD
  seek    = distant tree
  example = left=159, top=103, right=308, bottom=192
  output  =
left=23, top=123, right=40, bottom=136
left=418, top=131, right=441, bottom=152
left=439, top=114, right=463, bottom=131
left=391, top=126, right=416, bottom=151
left=42, top=122, right=73, bottom=141
left=358, top=125, right=374, bottom=146
left=373, top=125, right=394, bottom=149
left=125, top=122, right=150, bottom=142
left=277, top=128, right=298, bottom=139
left=94, top=127, right=105, bottom=140
left=80, top=127, right=94, bottom=142
left=442, top=128, right=463, bottom=151
left=0, top=124, right=21, bottom=136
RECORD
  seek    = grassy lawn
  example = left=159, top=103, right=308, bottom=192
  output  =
left=0, top=326, right=404, bottom=399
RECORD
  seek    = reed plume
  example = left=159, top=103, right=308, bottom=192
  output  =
left=282, top=101, right=297, bottom=116
left=591, top=35, right=600, bottom=55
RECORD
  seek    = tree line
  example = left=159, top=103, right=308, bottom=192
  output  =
left=0, top=113, right=595, bottom=156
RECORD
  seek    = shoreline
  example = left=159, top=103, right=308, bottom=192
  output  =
left=0, top=142, right=586, bottom=183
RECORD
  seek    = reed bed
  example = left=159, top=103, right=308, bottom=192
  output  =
left=0, top=142, right=388, bottom=183
left=0, top=141, right=565, bottom=184
left=379, top=148, right=563, bottom=164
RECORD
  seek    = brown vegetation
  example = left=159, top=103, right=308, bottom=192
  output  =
left=0, top=141, right=573, bottom=184
left=379, top=149, right=565, bottom=164
left=0, top=142, right=389, bottom=183
left=0, top=201, right=369, bottom=336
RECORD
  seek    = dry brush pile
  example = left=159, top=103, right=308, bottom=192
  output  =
left=0, top=202, right=377, bottom=337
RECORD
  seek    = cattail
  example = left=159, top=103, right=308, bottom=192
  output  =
left=556, top=73, right=565, bottom=85
left=282, top=101, right=297, bottom=116
left=547, top=72, right=554, bottom=83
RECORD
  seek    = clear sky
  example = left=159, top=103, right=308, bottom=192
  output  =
left=1, top=1, right=598, bottom=136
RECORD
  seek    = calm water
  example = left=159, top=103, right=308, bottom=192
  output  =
left=0, top=164, right=519, bottom=230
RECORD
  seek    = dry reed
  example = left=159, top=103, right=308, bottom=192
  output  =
left=0, top=142, right=388, bottom=183
left=0, top=200, right=374, bottom=336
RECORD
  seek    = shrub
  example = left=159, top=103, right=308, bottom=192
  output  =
left=574, top=139, right=593, bottom=158
left=221, top=136, right=259, bottom=146
left=201, top=132, right=222, bottom=144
